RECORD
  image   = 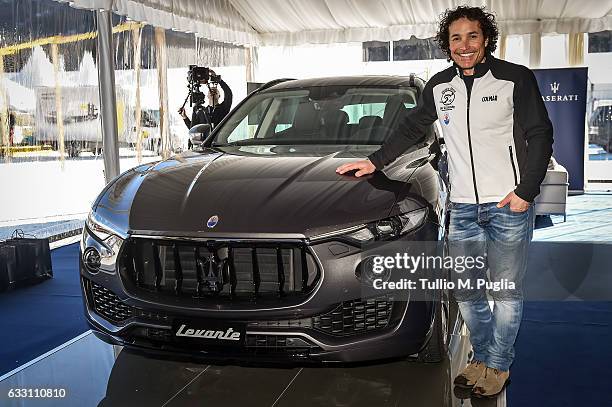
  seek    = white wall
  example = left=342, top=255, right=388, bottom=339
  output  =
left=256, top=43, right=451, bottom=83
left=256, top=34, right=612, bottom=86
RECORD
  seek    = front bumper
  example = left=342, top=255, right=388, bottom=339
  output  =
left=80, top=221, right=440, bottom=363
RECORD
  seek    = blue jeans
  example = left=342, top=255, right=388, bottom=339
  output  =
left=448, top=202, right=534, bottom=371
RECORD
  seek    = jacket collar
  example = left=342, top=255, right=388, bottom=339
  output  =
left=454, top=53, right=492, bottom=79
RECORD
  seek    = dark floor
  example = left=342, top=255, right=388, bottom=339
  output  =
left=0, top=243, right=88, bottom=374
left=0, top=330, right=494, bottom=407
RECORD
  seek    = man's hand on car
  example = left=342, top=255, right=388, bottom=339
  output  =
left=497, top=191, right=530, bottom=212
left=336, top=160, right=376, bottom=177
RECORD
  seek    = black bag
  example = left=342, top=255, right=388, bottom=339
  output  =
left=0, top=244, right=17, bottom=291
left=0, top=236, right=53, bottom=291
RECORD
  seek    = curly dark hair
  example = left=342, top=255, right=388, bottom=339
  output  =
left=434, top=6, right=499, bottom=61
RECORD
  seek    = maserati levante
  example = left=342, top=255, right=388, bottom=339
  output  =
left=80, top=75, right=456, bottom=363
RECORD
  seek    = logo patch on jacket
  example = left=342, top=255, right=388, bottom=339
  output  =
left=440, top=88, right=456, bottom=105
left=443, top=113, right=450, bottom=125
left=482, top=95, right=497, bottom=102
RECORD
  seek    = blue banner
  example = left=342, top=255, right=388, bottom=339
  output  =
left=533, top=67, right=588, bottom=193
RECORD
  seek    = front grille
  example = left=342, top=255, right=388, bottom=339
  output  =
left=247, top=295, right=398, bottom=337
left=89, top=281, right=133, bottom=323
left=119, top=238, right=320, bottom=304
left=312, top=296, right=394, bottom=336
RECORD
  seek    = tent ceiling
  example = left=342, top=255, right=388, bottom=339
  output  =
left=64, top=0, right=612, bottom=46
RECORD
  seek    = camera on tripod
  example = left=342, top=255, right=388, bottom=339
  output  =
left=187, top=65, right=221, bottom=106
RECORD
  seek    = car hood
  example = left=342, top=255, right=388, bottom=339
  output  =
left=94, top=146, right=426, bottom=239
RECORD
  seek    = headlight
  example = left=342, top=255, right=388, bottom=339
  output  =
left=86, top=211, right=126, bottom=240
left=83, top=212, right=124, bottom=273
left=86, top=212, right=114, bottom=241
left=343, top=207, right=429, bottom=244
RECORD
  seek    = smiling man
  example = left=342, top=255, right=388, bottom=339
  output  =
left=336, top=6, right=553, bottom=398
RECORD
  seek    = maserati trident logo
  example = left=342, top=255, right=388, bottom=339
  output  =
left=542, top=81, right=578, bottom=102
left=550, top=82, right=560, bottom=94
left=175, top=325, right=241, bottom=341
left=206, top=215, right=219, bottom=228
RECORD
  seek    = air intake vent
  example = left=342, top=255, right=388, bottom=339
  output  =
left=312, top=296, right=394, bottom=337
left=246, top=295, right=398, bottom=338
left=245, top=335, right=319, bottom=351
left=89, top=281, right=133, bottom=322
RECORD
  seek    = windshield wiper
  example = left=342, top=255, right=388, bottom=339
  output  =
left=211, top=140, right=253, bottom=147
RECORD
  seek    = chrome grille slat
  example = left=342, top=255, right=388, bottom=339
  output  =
left=251, top=248, right=260, bottom=296
left=172, top=244, right=183, bottom=294
left=276, top=247, right=285, bottom=296
left=152, top=243, right=162, bottom=290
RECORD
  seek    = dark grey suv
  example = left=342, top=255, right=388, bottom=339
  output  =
left=80, top=75, right=455, bottom=363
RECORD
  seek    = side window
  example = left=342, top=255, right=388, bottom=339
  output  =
left=228, top=98, right=273, bottom=142
left=341, top=103, right=386, bottom=124
left=227, top=116, right=250, bottom=143
left=273, top=98, right=301, bottom=134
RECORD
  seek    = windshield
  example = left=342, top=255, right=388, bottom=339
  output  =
left=212, top=86, right=419, bottom=147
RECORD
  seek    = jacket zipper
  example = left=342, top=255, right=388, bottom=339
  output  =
left=464, top=81, right=479, bottom=203
left=508, top=145, right=518, bottom=186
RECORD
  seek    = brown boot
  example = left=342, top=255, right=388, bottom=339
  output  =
left=453, top=360, right=486, bottom=388
left=472, top=367, right=511, bottom=398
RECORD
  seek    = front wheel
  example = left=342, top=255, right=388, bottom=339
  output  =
left=417, top=299, right=448, bottom=363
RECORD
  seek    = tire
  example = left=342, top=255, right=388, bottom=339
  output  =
left=418, top=299, right=448, bottom=363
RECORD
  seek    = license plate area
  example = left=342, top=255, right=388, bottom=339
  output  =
left=172, top=320, right=246, bottom=348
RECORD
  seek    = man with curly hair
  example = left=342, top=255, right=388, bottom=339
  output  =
left=337, top=5, right=553, bottom=398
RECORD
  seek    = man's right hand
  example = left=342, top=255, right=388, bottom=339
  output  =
left=336, top=160, right=376, bottom=177
left=178, top=107, right=187, bottom=119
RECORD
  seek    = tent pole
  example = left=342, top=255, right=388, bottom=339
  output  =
left=96, top=9, right=120, bottom=183
left=132, top=26, right=143, bottom=164
left=50, top=43, right=65, bottom=168
left=0, top=55, right=10, bottom=161
left=154, top=27, right=170, bottom=159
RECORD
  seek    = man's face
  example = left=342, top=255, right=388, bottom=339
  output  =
left=448, top=17, right=488, bottom=75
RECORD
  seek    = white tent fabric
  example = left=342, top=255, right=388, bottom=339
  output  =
left=62, top=0, right=612, bottom=46
left=63, top=0, right=259, bottom=45
left=234, top=0, right=612, bottom=45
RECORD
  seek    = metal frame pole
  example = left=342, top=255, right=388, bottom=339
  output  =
left=96, top=10, right=120, bottom=183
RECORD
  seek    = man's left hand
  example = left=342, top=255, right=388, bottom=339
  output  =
left=497, top=191, right=530, bottom=212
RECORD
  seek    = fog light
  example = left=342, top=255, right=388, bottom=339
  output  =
left=356, top=256, right=391, bottom=284
left=84, top=248, right=101, bottom=272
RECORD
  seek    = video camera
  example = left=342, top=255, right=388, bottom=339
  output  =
left=187, top=65, right=221, bottom=106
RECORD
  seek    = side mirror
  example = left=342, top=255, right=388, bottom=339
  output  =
left=189, top=124, right=211, bottom=146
